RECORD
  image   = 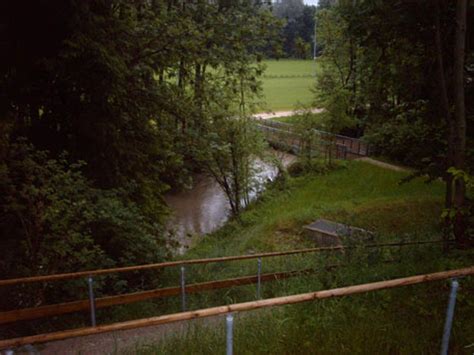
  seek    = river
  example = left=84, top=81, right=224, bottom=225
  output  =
left=164, top=150, right=296, bottom=253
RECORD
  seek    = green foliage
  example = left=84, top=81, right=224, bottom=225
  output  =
left=314, top=1, right=473, bottom=245
left=271, top=0, right=316, bottom=59
left=0, top=139, right=168, bottom=309
left=313, top=0, right=473, bottom=174
left=291, top=109, right=325, bottom=169
left=0, top=0, right=282, bottom=288
left=195, top=116, right=266, bottom=215
left=441, top=168, right=474, bottom=243
left=364, top=101, right=443, bottom=168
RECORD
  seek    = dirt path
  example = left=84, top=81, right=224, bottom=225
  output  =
left=356, top=157, right=410, bottom=172
left=20, top=310, right=266, bottom=354
left=20, top=315, right=226, bottom=355
left=254, top=108, right=323, bottom=120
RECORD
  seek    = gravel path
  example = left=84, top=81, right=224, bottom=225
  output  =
left=19, top=315, right=226, bottom=355
left=356, top=157, right=410, bottom=172
left=253, top=108, right=323, bottom=120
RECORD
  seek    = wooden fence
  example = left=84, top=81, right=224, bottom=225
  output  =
left=0, top=240, right=444, bottom=287
left=0, top=268, right=320, bottom=325
left=0, top=240, right=447, bottom=330
left=0, top=265, right=472, bottom=350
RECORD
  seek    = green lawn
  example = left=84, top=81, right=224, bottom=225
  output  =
left=261, top=60, right=318, bottom=112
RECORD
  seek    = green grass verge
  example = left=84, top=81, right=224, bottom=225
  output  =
left=122, top=161, right=474, bottom=354
left=261, top=60, right=318, bottom=111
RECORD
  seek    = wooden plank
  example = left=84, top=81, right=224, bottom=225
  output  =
left=0, top=247, right=343, bottom=286
left=0, top=240, right=447, bottom=287
left=0, top=269, right=315, bottom=325
left=0, top=265, right=472, bottom=350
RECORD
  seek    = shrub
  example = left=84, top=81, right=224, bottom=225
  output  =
left=0, top=139, right=169, bottom=309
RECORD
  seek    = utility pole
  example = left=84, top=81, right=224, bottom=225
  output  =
left=313, top=19, right=317, bottom=78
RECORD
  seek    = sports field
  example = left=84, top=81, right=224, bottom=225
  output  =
left=261, top=59, right=318, bottom=111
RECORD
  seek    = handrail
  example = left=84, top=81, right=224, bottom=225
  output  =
left=0, top=265, right=472, bottom=349
left=0, top=240, right=446, bottom=287
left=0, top=240, right=447, bottom=286
left=0, top=268, right=320, bottom=325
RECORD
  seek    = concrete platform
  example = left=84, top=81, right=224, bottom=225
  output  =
left=303, top=219, right=372, bottom=247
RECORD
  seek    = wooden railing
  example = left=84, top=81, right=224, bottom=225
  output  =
left=0, top=268, right=320, bottom=324
left=0, top=240, right=444, bottom=286
left=0, top=265, right=472, bottom=350
left=0, top=240, right=446, bottom=325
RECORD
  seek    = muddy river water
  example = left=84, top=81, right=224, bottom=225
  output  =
left=164, top=151, right=296, bottom=253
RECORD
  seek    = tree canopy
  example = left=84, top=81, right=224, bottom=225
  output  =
left=314, top=0, right=473, bottom=245
left=0, top=0, right=280, bottom=311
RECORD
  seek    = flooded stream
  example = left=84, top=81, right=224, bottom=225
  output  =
left=164, top=151, right=296, bottom=253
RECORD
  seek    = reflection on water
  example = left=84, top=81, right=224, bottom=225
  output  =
left=164, top=151, right=296, bottom=253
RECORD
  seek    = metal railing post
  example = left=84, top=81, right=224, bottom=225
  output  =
left=226, top=314, right=234, bottom=355
left=87, top=276, right=96, bottom=327
left=441, top=278, right=459, bottom=355
left=257, top=258, right=262, bottom=299
left=180, top=266, right=186, bottom=312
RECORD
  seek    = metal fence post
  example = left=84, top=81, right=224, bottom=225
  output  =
left=180, top=266, right=186, bottom=312
left=87, top=276, right=96, bottom=327
left=226, top=314, right=234, bottom=355
left=257, top=258, right=262, bottom=299
left=441, top=278, right=459, bottom=355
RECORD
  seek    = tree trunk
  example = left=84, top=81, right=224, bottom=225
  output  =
left=453, top=0, right=468, bottom=245
left=434, top=0, right=454, bottom=243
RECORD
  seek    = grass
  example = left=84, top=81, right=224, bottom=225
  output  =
left=260, top=60, right=318, bottom=112
left=185, top=161, right=444, bottom=257
left=121, top=161, right=474, bottom=354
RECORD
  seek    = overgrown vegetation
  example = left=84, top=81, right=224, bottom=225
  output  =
left=120, top=161, right=473, bottom=354
left=267, top=0, right=316, bottom=59
left=314, top=0, right=473, bottom=245
left=0, top=0, right=280, bottom=303
left=0, top=0, right=473, bottom=351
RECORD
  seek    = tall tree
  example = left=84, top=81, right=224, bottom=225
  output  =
left=314, top=0, right=474, bottom=246
left=452, top=0, right=468, bottom=243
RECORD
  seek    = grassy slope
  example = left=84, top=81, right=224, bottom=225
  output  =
left=187, top=161, right=443, bottom=258
left=126, top=161, right=474, bottom=354
left=261, top=60, right=317, bottom=111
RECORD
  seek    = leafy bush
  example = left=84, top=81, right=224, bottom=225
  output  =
left=0, top=140, right=169, bottom=309
left=364, top=102, right=444, bottom=167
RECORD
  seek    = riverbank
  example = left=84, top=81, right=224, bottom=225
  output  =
left=185, top=160, right=443, bottom=259
left=164, top=150, right=296, bottom=253
left=126, top=160, right=474, bottom=354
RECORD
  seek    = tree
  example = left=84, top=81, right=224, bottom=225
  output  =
left=313, top=0, right=474, bottom=246
left=0, top=0, right=282, bottom=292
left=452, top=0, right=468, bottom=244
left=271, top=0, right=315, bottom=58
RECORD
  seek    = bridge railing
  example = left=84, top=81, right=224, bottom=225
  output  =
left=255, top=119, right=370, bottom=157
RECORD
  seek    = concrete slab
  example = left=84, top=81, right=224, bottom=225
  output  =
left=303, top=219, right=372, bottom=247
